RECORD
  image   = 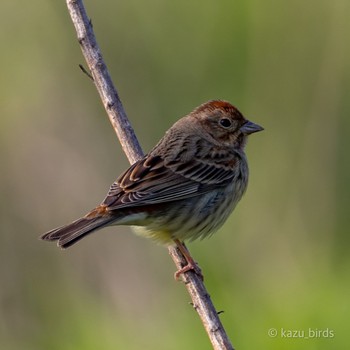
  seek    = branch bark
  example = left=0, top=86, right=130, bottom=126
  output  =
left=65, top=1, right=234, bottom=349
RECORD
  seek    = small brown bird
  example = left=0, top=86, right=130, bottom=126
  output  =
left=41, top=100, right=263, bottom=275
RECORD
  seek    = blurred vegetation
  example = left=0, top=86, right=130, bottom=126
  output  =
left=1, top=0, right=349, bottom=349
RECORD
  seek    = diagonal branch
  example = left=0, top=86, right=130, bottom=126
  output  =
left=65, top=1, right=234, bottom=349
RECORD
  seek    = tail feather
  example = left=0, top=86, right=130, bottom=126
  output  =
left=41, top=215, right=113, bottom=249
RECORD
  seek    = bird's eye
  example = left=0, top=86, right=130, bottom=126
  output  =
left=219, top=118, right=232, bottom=128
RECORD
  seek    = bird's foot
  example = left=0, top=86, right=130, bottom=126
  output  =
left=173, top=239, right=203, bottom=281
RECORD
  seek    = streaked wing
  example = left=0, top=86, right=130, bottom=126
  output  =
left=103, top=153, right=236, bottom=209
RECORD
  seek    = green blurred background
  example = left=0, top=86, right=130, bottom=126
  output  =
left=1, top=0, right=349, bottom=349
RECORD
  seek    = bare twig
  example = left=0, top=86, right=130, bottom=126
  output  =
left=78, top=64, right=94, bottom=81
left=65, top=1, right=234, bottom=349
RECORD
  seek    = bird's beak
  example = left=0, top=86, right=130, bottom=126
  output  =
left=240, top=120, right=264, bottom=135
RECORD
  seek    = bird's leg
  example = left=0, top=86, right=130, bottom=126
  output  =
left=173, top=239, right=203, bottom=281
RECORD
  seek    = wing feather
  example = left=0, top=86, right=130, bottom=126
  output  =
left=103, top=151, right=238, bottom=209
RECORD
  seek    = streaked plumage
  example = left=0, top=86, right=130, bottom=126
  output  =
left=41, top=100, right=263, bottom=249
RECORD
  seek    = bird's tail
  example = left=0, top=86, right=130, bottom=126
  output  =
left=41, top=206, right=114, bottom=248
